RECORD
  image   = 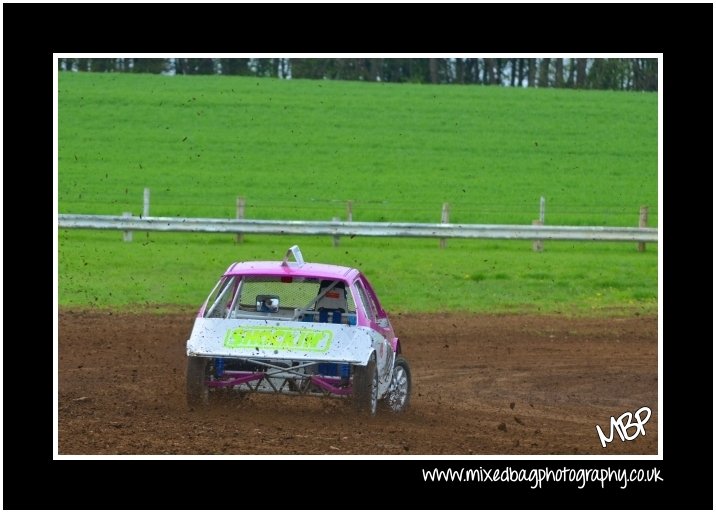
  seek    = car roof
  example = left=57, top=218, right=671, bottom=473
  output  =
left=225, top=261, right=361, bottom=282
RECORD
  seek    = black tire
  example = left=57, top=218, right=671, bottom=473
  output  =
left=382, top=355, right=411, bottom=413
left=352, top=354, right=378, bottom=415
left=186, top=356, right=211, bottom=408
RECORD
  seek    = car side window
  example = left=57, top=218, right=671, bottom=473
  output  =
left=204, top=276, right=238, bottom=318
left=354, top=281, right=376, bottom=322
left=359, top=275, right=386, bottom=318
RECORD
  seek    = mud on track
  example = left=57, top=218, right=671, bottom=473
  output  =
left=58, top=310, right=657, bottom=455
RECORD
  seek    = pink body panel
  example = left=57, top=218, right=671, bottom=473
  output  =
left=225, top=261, right=360, bottom=283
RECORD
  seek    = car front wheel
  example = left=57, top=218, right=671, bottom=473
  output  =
left=383, top=356, right=411, bottom=413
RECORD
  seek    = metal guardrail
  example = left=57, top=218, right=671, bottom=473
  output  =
left=58, top=214, right=658, bottom=242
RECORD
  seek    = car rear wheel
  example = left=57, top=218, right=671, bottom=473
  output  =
left=186, top=356, right=211, bottom=408
left=383, top=356, right=411, bottom=413
left=352, top=354, right=378, bottom=415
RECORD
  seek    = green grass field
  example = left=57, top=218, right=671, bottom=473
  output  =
left=58, top=72, right=658, bottom=315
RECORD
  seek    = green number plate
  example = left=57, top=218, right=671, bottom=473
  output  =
left=224, top=326, right=333, bottom=353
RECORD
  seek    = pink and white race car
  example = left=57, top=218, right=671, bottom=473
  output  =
left=186, top=245, right=411, bottom=415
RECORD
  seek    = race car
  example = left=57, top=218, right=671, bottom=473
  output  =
left=186, top=245, right=411, bottom=415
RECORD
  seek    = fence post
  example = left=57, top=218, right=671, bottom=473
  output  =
left=332, top=217, right=340, bottom=247
left=532, top=196, right=545, bottom=252
left=347, top=200, right=353, bottom=223
left=637, top=205, right=648, bottom=252
left=143, top=188, right=150, bottom=218
left=532, top=220, right=543, bottom=252
left=440, top=202, right=450, bottom=249
left=236, top=197, right=245, bottom=243
left=122, top=212, right=133, bottom=242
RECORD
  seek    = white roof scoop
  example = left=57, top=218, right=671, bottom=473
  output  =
left=281, top=245, right=305, bottom=268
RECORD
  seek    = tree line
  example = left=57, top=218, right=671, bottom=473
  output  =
left=58, top=58, right=657, bottom=92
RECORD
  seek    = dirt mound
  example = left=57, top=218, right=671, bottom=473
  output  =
left=58, top=310, right=657, bottom=455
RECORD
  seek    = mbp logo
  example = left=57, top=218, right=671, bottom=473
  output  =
left=596, top=407, right=651, bottom=448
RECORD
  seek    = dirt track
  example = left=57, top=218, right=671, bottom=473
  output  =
left=58, top=310, right=657, bottom=455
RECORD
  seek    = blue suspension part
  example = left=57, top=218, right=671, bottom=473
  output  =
left=214, top=358, right=225, bottom=378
